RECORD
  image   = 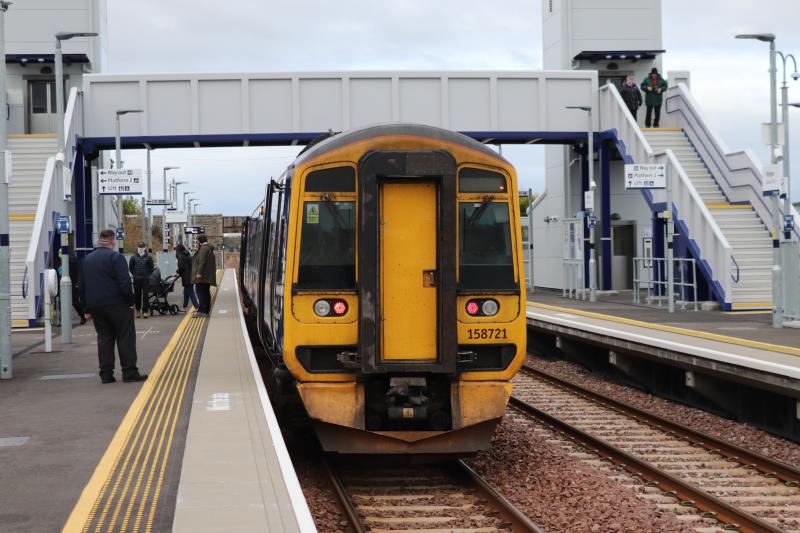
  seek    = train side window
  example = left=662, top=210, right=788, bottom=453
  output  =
left=458, top=167, right=507, bottom=193
left=305, top=166, right=356, bottom=192
left=297, top=201, right=356, bottom=289
left=459, top=201, right=516, bottom=290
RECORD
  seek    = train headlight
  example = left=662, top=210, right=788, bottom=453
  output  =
left=481, top=299, right=499, bottom=316
left=314, top=299, right=331, bottom=317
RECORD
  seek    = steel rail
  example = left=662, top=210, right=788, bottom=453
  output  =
left=321, top=456, right=367, bottom=533
left=521, top=364, right=800, bottom=485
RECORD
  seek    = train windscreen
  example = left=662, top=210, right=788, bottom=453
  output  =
left=297, top=201, right=356, bottom=289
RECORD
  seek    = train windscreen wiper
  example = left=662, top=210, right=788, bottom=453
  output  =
left=466, top=196, right=493, bottom=228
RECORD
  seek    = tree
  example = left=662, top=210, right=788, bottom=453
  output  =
left=123, top=198, right=141, bottom=215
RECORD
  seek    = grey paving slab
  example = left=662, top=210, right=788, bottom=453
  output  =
left=0, top=299, right=185, bottom=533
left=173, top=271, right=313, bottom=533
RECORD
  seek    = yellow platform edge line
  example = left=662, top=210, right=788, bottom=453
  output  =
left=527, top=301, right=800, bottom=357
left=62, top=311, right=195, bottom=533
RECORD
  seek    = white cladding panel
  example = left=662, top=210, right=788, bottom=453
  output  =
left=83, top=72, right=597, bottom=138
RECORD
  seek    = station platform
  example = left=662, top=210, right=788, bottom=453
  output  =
left=0, top=270, right=313, bottom=533
left=526, top=290, right=800, bottom=396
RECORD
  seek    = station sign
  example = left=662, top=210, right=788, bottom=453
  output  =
left=583, top=191, right=595, bottom=211
left=57, top=215, right=71, bottom=234
left=99, top=169, right=143, bottom=195
left=762, top=164, right=782, bottom=195
left=785, top=214, right=795, bottom=233
left=146, top=199, right=172, bottom=206
left=184, top=226, right=206, bottom=235
left=165, top=210, right=188, bottom=224
left=624, top=164, right=666, bottom=189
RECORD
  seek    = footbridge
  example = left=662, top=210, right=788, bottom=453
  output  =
left=11, top=69, right=800, bottom=326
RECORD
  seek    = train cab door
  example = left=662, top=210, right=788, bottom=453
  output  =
left=358, top=151, right=457, bottom=374
left=379, top=181, right=438, bottom=362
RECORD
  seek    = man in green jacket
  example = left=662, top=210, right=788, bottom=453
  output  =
left=641, top=67, right=668, bottom=128
left=191, top=235, right=216, bottom=317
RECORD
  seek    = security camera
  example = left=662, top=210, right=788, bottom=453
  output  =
left=793, top=71, right=800, bottom=81
left=589, top=180, right=597, bottom=192
left=773, top=146, right=784, bottom=163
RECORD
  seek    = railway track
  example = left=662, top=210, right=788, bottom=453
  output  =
left=513, top=364, right=800, bottom=533
left=323, top=456, right=543, bottom=533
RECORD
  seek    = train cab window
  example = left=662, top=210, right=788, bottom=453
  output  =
left=297, top=201, right=356, bottom=289
left=305, top=166, right=356, bottom=192
left=459, top=167, right=507, bottom=193
left=459, top=201, right=515, bottom=290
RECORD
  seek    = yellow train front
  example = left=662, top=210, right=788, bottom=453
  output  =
left=240, top=124, right=526, bottom=454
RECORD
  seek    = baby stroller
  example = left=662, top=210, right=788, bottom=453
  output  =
left=147, top=269, right=180, bottom=316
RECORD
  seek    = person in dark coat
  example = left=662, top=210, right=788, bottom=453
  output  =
left=175, top=244, right=199, bottom=312
left=129, top=241, right=154, bottom=318
left=81, top=229, right=147, bottom=384
left=68, top=252, right=87, bottom=325
left=620, top=75, right=642, bottom=121
left=640, top=67, right=668, bottom=128
left=191, top=235, right=216, bottom=317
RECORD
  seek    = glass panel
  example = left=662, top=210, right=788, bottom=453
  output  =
left=298, top=201, right=356, bottom=289
left=31, top=82, right=47, bottom=114
left=49, top=82, right=57, bottom=113
left=459, top=167, right=507, bottom=193
left=459, top=202, right=515, bottom=289
left=305, top=166, right=356, bottom=192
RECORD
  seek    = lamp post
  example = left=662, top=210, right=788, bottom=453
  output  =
left=0, top=1, right=12, bottom=378
left=181, top=191, right=194, bottom=244
left=736, top=33, right=784, bottom=328
left=778, top=53, right=799, bottom=218
left=566, top=105, right=596, bottom=302
left=162, top=167, right=179, bottom=251
left=186, top=197, right=197, bottom=248
left=55, top=30, right=97, bottom=344
left=114, top=109, right=143, bottom=255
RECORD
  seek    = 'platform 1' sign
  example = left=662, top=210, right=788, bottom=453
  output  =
left=624, top=164, right=665, bottom=189
left=99, top=169, right=143, bottom=195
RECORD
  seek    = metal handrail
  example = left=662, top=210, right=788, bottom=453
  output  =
left=633, top=256, right=698, bottom=311
left=731, top=255, right=740, bottom=284
left=21, top=265, right=28, bottom=299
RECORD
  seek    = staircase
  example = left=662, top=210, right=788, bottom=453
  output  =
left=643, top=129, right=773, bottom=309
left=7, top=135, right=58, bottom=326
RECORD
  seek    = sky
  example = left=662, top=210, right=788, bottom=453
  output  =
left=108, top=0, right=800, bottom=215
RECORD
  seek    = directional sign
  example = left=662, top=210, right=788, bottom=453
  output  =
left=624, top=164, right=666, bottom=189
left=184, top=226, right=206, bottom=235
left=146, top=199, right=172, bottom=206
left=57, top=215, right=71, bottom=234
left=763, top=164, right=781, bottom=195
left=165, top=210, right=188, bottom=224
left=98, top=169, right=143, bottom=195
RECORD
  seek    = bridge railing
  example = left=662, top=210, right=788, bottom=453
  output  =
left=664, top=83, right=800, bottom=241
left=22, top=87, right=83, bottom=321
left=599, top=82, right=655, bottom=164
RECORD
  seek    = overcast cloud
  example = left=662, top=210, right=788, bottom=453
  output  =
left=109, top=0, right=800, bottom=215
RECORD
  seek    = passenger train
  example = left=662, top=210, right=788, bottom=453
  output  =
left=239, top=123, right=527, bottom=454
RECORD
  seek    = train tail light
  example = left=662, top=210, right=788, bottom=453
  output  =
left=466, top=299, right=499, bottom=317
left=313, top=299, right=331, bottom=317
left=313, top=299, right=348, bottom=317
left=332, top=300, right=348, bottom=316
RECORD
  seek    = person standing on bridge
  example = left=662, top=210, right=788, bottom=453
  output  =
left=81, top=229, right=148, bottom=384
left=620, top=75, right=642, bottom=122
left=641, top=68, right=668, bottom=128
left=175, top=244, right=199, bottom=312
left=191, top=235, right=216, bottom=317
left=129, top=241, right=154, bottom=319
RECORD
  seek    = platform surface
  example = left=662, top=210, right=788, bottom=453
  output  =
left=527, top=290, right=800, bottom=385
left=172, top=270, right=314, bottom=532
left=0, top=302, right=185, bottom=533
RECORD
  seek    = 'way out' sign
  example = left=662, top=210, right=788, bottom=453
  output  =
left=99, top=169, right=143, bottom=195
left=624, top=164, right=666, bottom=189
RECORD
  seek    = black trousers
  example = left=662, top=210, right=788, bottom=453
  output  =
left=627, top=107, right=638, bottom=122
left=91, top=304, right=139, bottom=379
left=645, top=105, right=661, bottom=127
left=183, top=284, right=199, bottom=308
left=133, top=278, right=149, bottom=312
left=195, top=283, right=211, bottom=314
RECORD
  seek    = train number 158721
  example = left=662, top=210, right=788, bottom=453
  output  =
left=466, top=328, right=508, bottom=340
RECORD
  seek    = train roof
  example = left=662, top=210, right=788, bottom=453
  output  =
left=293, top=123, right=510, bottom=166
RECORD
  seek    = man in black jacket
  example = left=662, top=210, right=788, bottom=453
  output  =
left=82, top=229, right=147, bottom=384
left=620, top=75, right=642, bottom=121
left=175, top=244, right=198, bottom=312
left=129, top=241, right=154, bottom=319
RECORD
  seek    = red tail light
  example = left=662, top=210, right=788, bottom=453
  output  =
left=332, top=300, right=348, bottom=316
left=466, top=301, right=480, bottom=316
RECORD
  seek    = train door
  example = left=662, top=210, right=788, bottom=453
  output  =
left=379, top=181, right=438, bottom=362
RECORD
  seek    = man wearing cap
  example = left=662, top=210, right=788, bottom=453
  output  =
left=191, top=235, right=216, bottom=317
left=640, top=67, right=668, bottom=128
left=81, top=229, right=147, bottom=383
left=129, top=241, right=155, bottom=319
